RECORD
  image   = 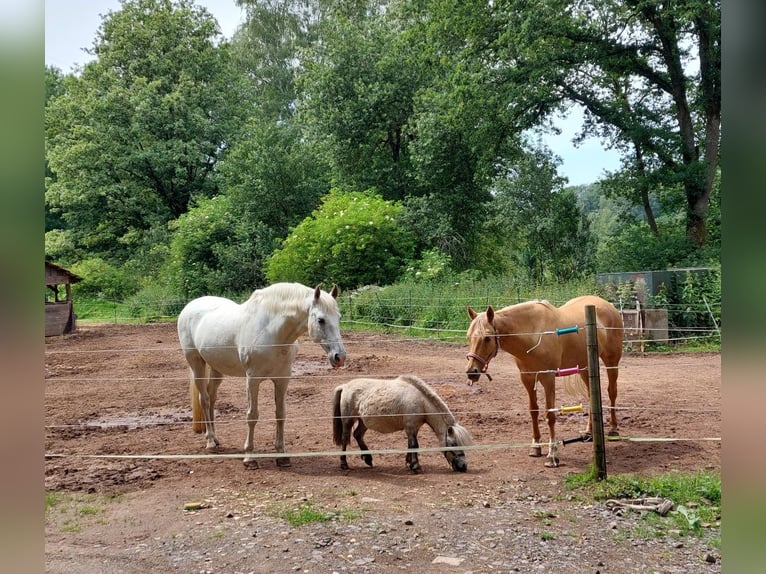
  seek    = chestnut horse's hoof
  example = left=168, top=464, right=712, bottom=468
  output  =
left=529, top=446, right=542, bottom=457
left=361, top=454, right=373, bottom=467
left=276, top=457, right=291, bottom=467
left=544, top=457, right=560, bottom=468
left=608, top=429, right=620, bottom=437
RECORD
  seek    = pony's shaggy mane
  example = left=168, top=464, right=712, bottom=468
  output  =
left=397, top=375, right=451, bottom=415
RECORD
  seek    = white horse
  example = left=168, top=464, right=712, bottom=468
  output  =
left=332, top=375, right=472, bottom=473
left=178, top=283, right=346, bottom=468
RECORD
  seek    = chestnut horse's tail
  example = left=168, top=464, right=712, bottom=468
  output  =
left=332, top=386, right=344, bottom=445
left=190, top=368, right=208, bottom=434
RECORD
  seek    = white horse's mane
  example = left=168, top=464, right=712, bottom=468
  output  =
left=245, top=282, right=335, bottom=315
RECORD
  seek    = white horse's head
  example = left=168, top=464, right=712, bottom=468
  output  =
left=308, top=284, right=346, bottom=368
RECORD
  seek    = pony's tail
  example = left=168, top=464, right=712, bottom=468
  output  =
left=190, top=371, right=206, bottom=434
left=332, top=386, right=344, bottom=445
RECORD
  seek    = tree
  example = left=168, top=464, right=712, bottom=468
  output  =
left=45, top=0, right=249, bottom=265
left=494, top=0, right=721, bottom=249
left=487, top=148, right=596, bottom=282
left=297, top=1, right=527, bottom=269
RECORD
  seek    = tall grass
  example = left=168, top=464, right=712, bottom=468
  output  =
left=340, top=275, right=602, bottom=342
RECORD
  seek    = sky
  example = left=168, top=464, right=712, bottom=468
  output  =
left=44, top=0, right=620, bottom=186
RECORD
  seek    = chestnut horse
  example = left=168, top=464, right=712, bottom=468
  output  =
left=465, top=295, right=623, bottom=467
left=178, top=283, right=346, bottom=468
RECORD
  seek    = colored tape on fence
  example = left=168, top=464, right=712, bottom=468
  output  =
left=559, top=403, right=583, bottom=415
left=556, top=325, right=579, bottom=335
left=556, top=365, right=580, bottom=377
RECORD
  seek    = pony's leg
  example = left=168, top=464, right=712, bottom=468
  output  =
left=243, top=377, right=262, bottom=469
left=406, top=432, right=422, bottom=474
left=540, top=377, right=559, bottom=468
left=339, top=419, right=355, bottom=470
left=273, top=378, right=291, bottom=467
left=353, top=421, right=373, bottom=467
left=521, top=374, right=543, bottom=457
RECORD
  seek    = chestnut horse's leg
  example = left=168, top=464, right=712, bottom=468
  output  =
left=521, top=373, right=543, bottom=457
left=581, top=371, right=594, bottom=436
left=273, top=377, right=291, bottom=467
left=243, top=376, right=263, bottom=469
left=540, top=375, right=559, bottom=467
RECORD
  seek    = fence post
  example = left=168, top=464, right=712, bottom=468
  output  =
left=585, top=304, right=607, bottom=480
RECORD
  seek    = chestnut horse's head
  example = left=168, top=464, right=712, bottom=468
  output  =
left=465, top=306, right=500, bottom=383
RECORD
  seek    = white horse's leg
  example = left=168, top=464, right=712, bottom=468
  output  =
left=273, top=378, right=291, bottom=467
left=243, top=377, right=262, bottom=469
left=189, top=358, right=219, bottom=450
left=205, top=368, right=223, bottom=448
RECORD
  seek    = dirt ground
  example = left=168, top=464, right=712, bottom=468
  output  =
left=45, top=323, right=721, bottom=573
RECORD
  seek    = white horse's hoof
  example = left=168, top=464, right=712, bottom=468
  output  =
left=243, top=458, right=259, bottom=469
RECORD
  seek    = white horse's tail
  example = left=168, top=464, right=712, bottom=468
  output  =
left=190, top=370, right=206, bottom=434
left=332, top=386, right=344, bottom=445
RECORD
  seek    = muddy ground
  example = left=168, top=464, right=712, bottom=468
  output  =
left=45, top=323, right=721, bottom=573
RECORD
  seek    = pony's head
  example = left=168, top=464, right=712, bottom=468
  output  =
left=308, top=284, right=346, bottom=368
left=465, top=306, right=500, bottom=383
left=443, top=423, right=471, bottom=472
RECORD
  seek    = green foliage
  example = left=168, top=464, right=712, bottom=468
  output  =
left=402, top=249, right=453, bottom=283
left=595, top=220, right=698, bottom=272
left=221, top=116, right=330, bottom=240
left=45, top=0, right=249, bottom=265
left=70, top=257, right=139, bottom=301
left=44, top=0, right=721, bottom=305
left=487, top=148, right=597, bottom=282
left=166, top=194, right=272, bottom=298
left=672, top=266, right=722, bottom=335
left=266, top=189, right=416, bottom=289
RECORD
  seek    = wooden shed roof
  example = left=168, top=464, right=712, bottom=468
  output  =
left=45, top=261, right=82, bottom=284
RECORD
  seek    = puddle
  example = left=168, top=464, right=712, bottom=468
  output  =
left=80, top=410, right=191, bottom=429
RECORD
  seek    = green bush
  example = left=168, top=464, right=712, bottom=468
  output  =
left=266, top=188, right=416, bottom=289
left=70, top=257, right=139, bottom=301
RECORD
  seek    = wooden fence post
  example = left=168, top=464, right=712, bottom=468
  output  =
left=585, top=304, right=607, bottom=480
